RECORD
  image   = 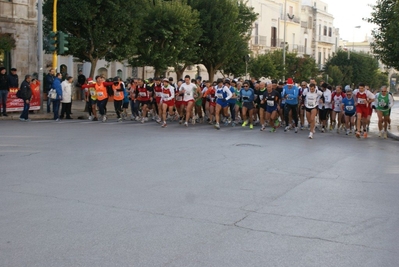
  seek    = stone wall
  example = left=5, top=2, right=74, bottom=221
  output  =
left=0, top=0, right=38, bottom=77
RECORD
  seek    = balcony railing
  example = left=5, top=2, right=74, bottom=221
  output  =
left=251, top=35, right=267, bottom=46
left=318, top=35, right=335, bottom=44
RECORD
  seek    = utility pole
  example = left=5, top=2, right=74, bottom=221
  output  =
left=282, top=0, right=287, bottom=81
left=38, top=0, right=44, bottom=113
left=52, top=0, right=58, bottom=71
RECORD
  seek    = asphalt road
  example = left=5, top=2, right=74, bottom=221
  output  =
left=1, top=120, right=399, bottom=267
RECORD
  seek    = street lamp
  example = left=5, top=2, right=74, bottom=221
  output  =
left=282, top=0, right=287, bottom=81
left=353, top=25, right=361, bottom=51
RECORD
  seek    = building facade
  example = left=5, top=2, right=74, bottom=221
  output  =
left=0, top=0, right=38, bottom=76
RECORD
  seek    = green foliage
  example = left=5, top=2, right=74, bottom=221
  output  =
left=248, top=54, right=277, bottom=79
left=43, top=0, right=145, bottom=77
left=266, top=50, right=317, bottom=81
left=0, top=33, right=16, bottom=51
left=366, top=0, right=399, bottom=70
left=325, top=50, right=380, bottom=86
left=326, top=65, right=344, bottom=86
left=187, top=0, right=257, bottom=81
left=370, top=71, right=389, bottom=89
left=131, top=0, right=201, bottom=77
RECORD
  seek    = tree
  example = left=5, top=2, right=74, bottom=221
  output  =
left=248, top=54, right=277, bottom=79
left=324, top=50, right=379, bottom=86
left=0, top=33, right=16, bottom=52
left=187, top=0, right=257, bottom=81
left=292, top=55, right=318, bottom=83
left=43, top=0, right=145, bottom=78
left=366, top=0, right=399, bottom=70
left=326, top=65, right=344, bottom=86
left=131, top=0, right=201, bottom=77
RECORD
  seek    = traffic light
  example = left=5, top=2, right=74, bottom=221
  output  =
left=48, top=31, right=57, bottom=52
left=57, top=31, right=69, bottom=54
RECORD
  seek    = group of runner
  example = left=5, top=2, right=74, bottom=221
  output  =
left=82, top=75, right=395, bottom=139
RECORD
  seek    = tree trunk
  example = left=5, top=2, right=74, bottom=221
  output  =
left=89, top=58, right=98, bottom=79
left=175, top=64, right=188, bottom=81
left=206, top=64, right=215, bottom=82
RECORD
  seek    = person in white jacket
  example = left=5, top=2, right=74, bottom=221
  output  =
left=318, top=83, right=332, bottom=132
left=60, top=76, right=73, bottom=119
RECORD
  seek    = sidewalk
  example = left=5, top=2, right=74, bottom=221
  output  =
left=2, top=97, right=399, bottom=141
left=0, top=100, right=118, bottom=121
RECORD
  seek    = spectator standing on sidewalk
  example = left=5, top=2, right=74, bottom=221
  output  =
left=51, top=73, right=63, bottom=121
left=44, top=68, right=55, bottom=113
left=60, top=76, right=73, bottom=119
left=19, top=74, right=32, bottom=121
left=0, top=67, right=9, bottom=116
left=77, top=70, right=86, bottom=101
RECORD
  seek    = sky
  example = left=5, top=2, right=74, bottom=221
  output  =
left=321, top=0, right=376, bottom=42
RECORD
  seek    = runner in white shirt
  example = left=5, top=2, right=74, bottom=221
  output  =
left=303, top=83, right=323, bottom=139
left=179, top=75, right=198, bottom=127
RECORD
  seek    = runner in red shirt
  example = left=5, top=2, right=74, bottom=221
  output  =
left=353, top=83, right=375, bottom=138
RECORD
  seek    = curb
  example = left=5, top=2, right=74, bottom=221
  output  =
left=387, top=131, right=399, bottom=141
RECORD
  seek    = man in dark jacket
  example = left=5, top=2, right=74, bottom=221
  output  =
left=45, top=68, right=55, bottom=113
left=77, top=70, right=86, bottom=101
left=0, top=67, right=9, bottom=116
left=19, top=74, right=32, bottom=121
left=7, top=68, right=19, bottom=88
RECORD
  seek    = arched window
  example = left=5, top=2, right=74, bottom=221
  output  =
left=117, top=69, right=123, bottom=79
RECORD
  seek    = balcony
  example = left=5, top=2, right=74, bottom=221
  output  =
left=318, top=35, right=335, bottom=45
left=251, top=35, right=267, bottom=46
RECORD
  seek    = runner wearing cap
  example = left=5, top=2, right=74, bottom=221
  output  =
left=374, top=86, right=394, bottom=138
left=214, top=78, right=233, bottom=130
left=283, top=78, right=299, bottom=133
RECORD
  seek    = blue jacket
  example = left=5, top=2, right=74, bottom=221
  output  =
left=52, top=77, right=63, bottom=100
left=283, top=85, right=299, bottom=105
left=240, top=88, right=255, bottom=102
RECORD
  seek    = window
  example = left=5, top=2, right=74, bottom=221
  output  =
left=271, top=27, right=277, bottom=47
left=304, top=38, right=308, bottom=54
left=323, top=26, right=327, bottom=36
left=318, top=51, right=321, bottom=65
left=328, top=27, right=332, bottom=37
left=319, top=24, right=321, bottom=36
left=254, top=23, right=259, bottom=44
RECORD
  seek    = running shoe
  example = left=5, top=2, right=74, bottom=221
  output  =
left=388, top=124, right=391, bottom=130
left=156, top=118, right=161, bottom=124
left=208, top=121, right=214, bottom=125
left=284, top=126, right=290, bottom=132
left=179, top=119, right=183, bottom=124
left=355, top=131, right=360, bottom=138
left=224, top=120, right=229, bottom=126
left=232, top=122, right=236, bottom=127
left=102, top=116, right=107, bottom=122
left=249, top=124, right=253, bottom=129
left=363, top=132, right=368, bottom=138
left=19, top=118, right=25, bottom=121
left=260, top=125, right=266, bottom=131
left=308, top=132, right=313, bottom=139
left=294, top=127, right=298, bottom=133
left=162, top=122, right=167, bottom=128
left=383, top=132, right=388, bottom=139
left=270, top=128, right=276, bottom=133
left=346, top=129, right=350, bottom=135
left=117, top=118, right=122, bottom=122
left=242, top=121, right=248, bottom=127
left=214, top=123, right=220, bottom=130
left=184, top=122, right=188, bottom=127
left=321, top=128, right=325, bottom=133
left=89, top=115, right=93, bottom=120
left=25, top=119, right=31, bottom=122
left=141, top=117, right=145, bottom=124
left=378, top=131, right=382, bottom=137
left=274, top=119, right=280, bottom=128
left=93, top=117, right=98, bottom=121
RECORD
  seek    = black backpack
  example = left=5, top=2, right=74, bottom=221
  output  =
left=16, top=89, right=23, bottom=99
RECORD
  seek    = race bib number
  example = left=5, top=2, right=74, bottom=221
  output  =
left=90, top=91, right=96, bottom=96
left=139, top=92, right=147, bottom=97
left=155, top=92, right=162, bottom=97
left=163, top=93, right=170, bottom=98
left=308, top=101, right=315, bottom=107
left=267, top=100, right=274, bottom=106
left=335, top=100, right=341, bottom=106
left=216, top=93, right=224, bottom=99
left=378, top=101, right=387, bottom=108
left=114, top=92, right=120, bottom=97
left=357, top=98, right=366, bottom=104
left=259, top=95, right=264, bottom=100
left=97, top=92, right=104, bottom=97
left=346, top=105, right=354, bottom=111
